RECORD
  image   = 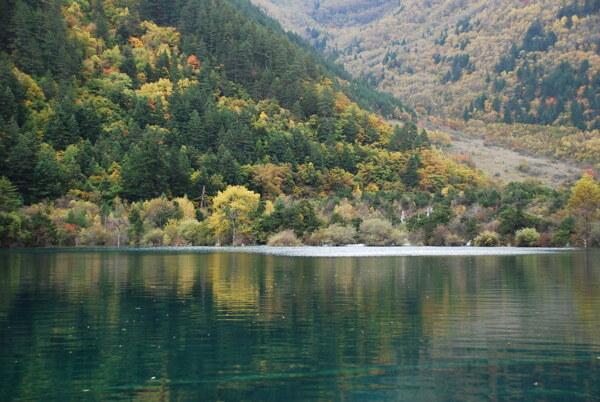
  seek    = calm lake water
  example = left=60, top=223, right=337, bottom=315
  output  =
left=1, top=247, right=599, bottom=400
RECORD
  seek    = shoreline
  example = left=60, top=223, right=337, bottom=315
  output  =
left=0, top=245, right=588, bottom=257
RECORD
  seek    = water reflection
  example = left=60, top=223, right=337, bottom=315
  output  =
left=0, top=249, right=599, bottom=400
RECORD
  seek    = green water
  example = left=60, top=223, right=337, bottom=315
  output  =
left=1, top=248, right=599, bottom=400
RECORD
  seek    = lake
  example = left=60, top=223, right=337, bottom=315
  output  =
left=1, top=247, right=599, bottom=400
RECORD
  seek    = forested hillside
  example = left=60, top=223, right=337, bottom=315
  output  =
left=0, top=0, right=598, bottom=248
left=252, top=0, right=600, bottom=154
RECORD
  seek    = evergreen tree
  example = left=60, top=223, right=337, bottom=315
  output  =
left=166, top=145, right=192, bottom=196
left=401, top=154, right=421, bottom=189
left=388, top=123, right=419, bottom=152
left=216, top=145, right=241, bottom=185
left=5, top=130, right=39, bottom=204
left=120, top=129, right=169, bottom=200
left=92, top=0, right=109, bottom=43
left=32, top=144, right=64, bottom=202
left=127, top=205, right=145, bottom=246
left=119, top=46, right=138, bottom=86
left=10, top=0, right=44, bottom=75
left=0, top=176, right=21, bottom=212
left=185, top=109, right=206, bottom=150
left=570, top=100, right=585, bottom=130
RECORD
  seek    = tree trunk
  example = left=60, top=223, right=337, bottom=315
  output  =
left=231, top=219, right=237, bottom=245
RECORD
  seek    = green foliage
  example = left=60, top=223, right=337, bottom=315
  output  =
left=408, top=204, right=454, bottom=242
left=32, top=144, right=64, bottom=202
left=474, top=231, right=500, bottom=247
left=551, top=230, right=573, bottom=247
left=568, top=174, right=600, bottom=247
left=359, top=217, right=406, bottom=246
left=27, top=210, right=57, bottom=247
left=521, top=20, right=556, bottom=52
left=254, top=198, right=321, bottom=243
left=128, top=205, right=145, bottom=246
left=257, top=0, right=600, bottom=131
left=143, top=198, right=181, bottom=229
left=121, top=133, right=164, bottom=199
left=0, top=211, right=28, bottom=247
left=401, top=154, right=422, bottom=189
left=515, top=227, right=541, bottom=247
left=0, top=0, right=587, bottom=249
left=142, top=228, right=165, bottom=246
left=310, top=224, right=357, bottom=246
left=0, top=176, right=21, bottom=212
left=498, top=207, right=541, bottom=236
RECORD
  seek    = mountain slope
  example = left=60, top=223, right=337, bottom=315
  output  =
left=0, top=0, right=597, bottom=249
left=251, top=0, right=600, bottom=131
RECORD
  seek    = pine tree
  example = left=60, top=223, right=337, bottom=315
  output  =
left=127, top=205, right=145, bottom=246
left=166, top=145, right=191, bottom=196
left=120, top=128, right=168, bottom=200
left=5, top=130, right=39, bottom=204
left=388, top=123, right=419, bottom=152
left=0, top=176, right=21, bottom=212
left=185, top=109, right=206, bottom=150
left=570, top=100, right=585, bottom=130
left=216, top=145, right=241, bottom=185
left=401, top=154, right=421, bottom=189
left=11, top=0, right=44, bottom=75
left=32, top=144, right=64, bottom=202
left=92, top=0, right=109, bottom=43
left=120, top=46, right=138, bottom=86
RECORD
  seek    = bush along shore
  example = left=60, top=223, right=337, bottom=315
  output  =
left=1, top=174, right=598, bottom=248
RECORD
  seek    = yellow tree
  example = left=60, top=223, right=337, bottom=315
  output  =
left=207, top=186, right=260, bottom=245
left=568, top=174, right=600, bottom=247
left=252, top=163, right=290, bottom=199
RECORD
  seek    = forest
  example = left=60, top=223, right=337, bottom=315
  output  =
left=0, top=0, right=599, bottom=248
left=253, top=0, right=600, bottom=165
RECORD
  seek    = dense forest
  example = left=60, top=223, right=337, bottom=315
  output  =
left=252, top=0, right=600, bottom=164
left=0, top=0, right=599, bottom=248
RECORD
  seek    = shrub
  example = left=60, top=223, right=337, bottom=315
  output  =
left=267, top=230, right=302, bottom=246
left=429, top=225, right=466, bottom=246
left=178, top=219, right=210, bottom=245
left=551, top=229, right=572, bottom=247
left=407, top=228, right=426, bottom=246
left=359, top=218, right=406, bottom=246
left=515, top=227, right=540, bottom=247
left=429, top=225, right=449, bottom=246
left=162, top=218, right=213, bottom=246
left=474, top=231, right=500, bottom=247
left=143, top=198, right=180, bottom=228
left=590, top=223, right=600, bottom=248
left=142, top=228, right=165, bottom=246
left=0, top=212, right=28, bottom=247
left=445, top=233, right=466, bottom=246
left=310, top=224, right=357, bottom=246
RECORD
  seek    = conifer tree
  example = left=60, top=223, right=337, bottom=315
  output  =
left=0, top=176, right=21, bottom=212
left=401, top=154, right=421, bottom=189
left=120, top=129, right=169, bottom=200
left=32, top=144, right=64, bottom=202
left=5, top=130, right=39, bottom=203
left=127, top=205, right=145, bottom=246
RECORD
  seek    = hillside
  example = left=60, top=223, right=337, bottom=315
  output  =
left=0, top=0, right=598, bottom=249
left=251, top=0, right=600, bottom=131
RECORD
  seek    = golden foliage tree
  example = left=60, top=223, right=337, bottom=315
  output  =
left=568, top=174, right=600, bottom=247
left=252, top=163, right=290, bottom=199
left=207, top=185, right=260, bottom=245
